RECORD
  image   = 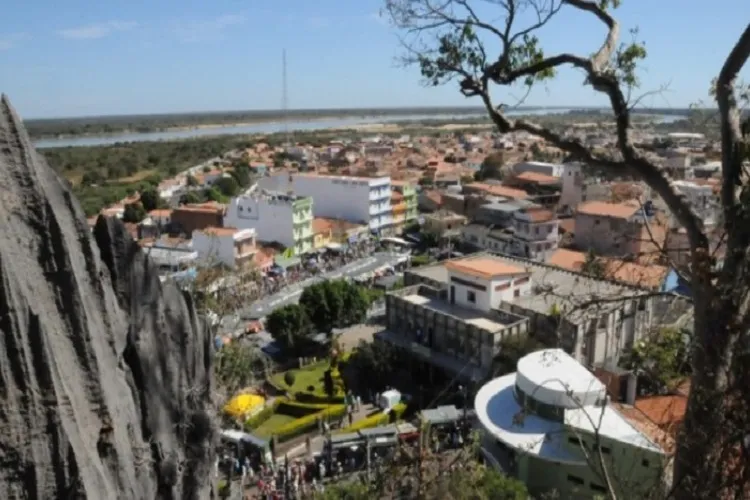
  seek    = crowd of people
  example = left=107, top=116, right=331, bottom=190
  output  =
left=257, top=239, right=378, bottom=297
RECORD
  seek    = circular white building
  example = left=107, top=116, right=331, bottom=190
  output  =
left=474, top=348, right=664, bottom=499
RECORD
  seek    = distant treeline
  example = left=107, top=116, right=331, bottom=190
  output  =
left=24, top=105, right=697, bottom=139
left=25, top=107, right=491, bottom=138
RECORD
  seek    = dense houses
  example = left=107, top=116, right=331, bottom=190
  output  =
left=88, top=124, right=721, bottom=291
left=85, top=124, right=714, bottom=496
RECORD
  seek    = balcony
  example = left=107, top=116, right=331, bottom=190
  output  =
left=369, top=188, right=391, bottom=202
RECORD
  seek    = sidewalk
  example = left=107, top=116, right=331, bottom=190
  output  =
left=275, top=403, right=376, bottom=460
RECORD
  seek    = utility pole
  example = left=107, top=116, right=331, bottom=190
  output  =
left=365, top=435, right=372, bottom=484
left=281, top=48, right=291, bottom=147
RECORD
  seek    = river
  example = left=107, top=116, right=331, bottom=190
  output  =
left=33, top=109, right=686, bottom=149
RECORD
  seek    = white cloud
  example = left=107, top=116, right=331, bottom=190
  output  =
left=0, top=33, right=29, bottom=51
left=58, top=21, right=138, bottom=40
left=171, top=13, right=247, bottom=43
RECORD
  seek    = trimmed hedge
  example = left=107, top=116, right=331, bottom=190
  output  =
left=274, top=401, right=324, bottom=419
left=293, top=391, right=346, bottom=405
left=337, top=403, right=408, bottom=433
left=281, top=400, right=336, bottom=411
left=274, top=404, right=347, bottom=443
left=244, top=397, right=288, bottom=431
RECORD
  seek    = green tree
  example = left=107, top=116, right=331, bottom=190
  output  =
left=622, top=327, right=691, bottom=394
left=81, top=170, right=103, bottom=185
left=139, top=187, right=161, bottom=212
left=348, top=340, right=400, bottom=392
left=180, top=191, right=203, bottom=205
left=319, top=455, right=528, bottom=499
left=581, top=249, right=606, bottom=278
left=214, top=175, right=240, bottom=197
left=186, top=174, right=199, bottom=187
left=299, top=281, right=335, bottom=333
left=266, top=304, right=313, bottom=352
left=214, top=342, right=268, bottom=394
left=122, top=202, right=146, bottom=223
left=204, top=187, right=225, bottom=202
left=299, top=280, right=369, bottom=333
left=230, top=163, right=252, bottom=188
left=386, top=1, right=750, bottom=496
left=475, top=151, right=505, bottom=181
left=341, top=283, right=370, bottom=325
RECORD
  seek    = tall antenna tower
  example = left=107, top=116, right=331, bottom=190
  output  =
left=282, top=48, right=291, bottom=146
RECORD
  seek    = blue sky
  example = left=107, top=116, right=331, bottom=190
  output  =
left=1, top=0, right=748, bottom=118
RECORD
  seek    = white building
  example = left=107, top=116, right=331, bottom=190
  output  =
left=513, top=161, right=564, bottom=178
left=474, top=349, right=665, bottom=499
left=461, top=207, right=559, bottom=261
left=259, top=174, right=393, bottom=234
left=672, top=180, right=720, bottom=226
left=512, top=207, right=559, bottom=259
left=559, top=162, right=586, bottom=212
left=223, top=190, right=315, bottom=255
left=444, top=257, right=534, bottom=310
left=384, top=253, right=659, bottom=379
left=191, top=227, right=257, bottom=269
left=157, top=179, right=184, bottom=200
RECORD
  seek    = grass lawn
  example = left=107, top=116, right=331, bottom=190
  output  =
left=271, top=362, right=330, bottom=395
left=253, top=414, right=297, bottom=437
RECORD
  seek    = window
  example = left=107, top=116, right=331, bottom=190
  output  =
left=514, top=289, right=520, bottom=298
left=535, top=226, right=540, bottom=235
left=568, top=436, right=586, bottom=448
left=595, top=219, right=601, bottom=225
left=642, top=459, right=650, bottom=467
left=600, top=446, right=611, bottom=454
left=467, top=290, right=476, bottom=303
left=590, top=484, right=608, bottom=494
left=567, top=475, right=584, bottom=486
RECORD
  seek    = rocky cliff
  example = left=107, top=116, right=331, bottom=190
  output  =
left=0, top=95, right=215, bottom=499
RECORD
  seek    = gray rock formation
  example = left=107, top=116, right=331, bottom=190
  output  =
left=0, top=94, right=215, bottom=499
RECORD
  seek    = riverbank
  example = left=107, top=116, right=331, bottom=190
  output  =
left=29, top=114, right=417, bottom=141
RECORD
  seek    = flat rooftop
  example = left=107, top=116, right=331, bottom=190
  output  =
left=408, top=253, right=644, bottom=322
left=401, top=293, right=510, bottom=332
left=474, top=372, right=662, bottom=463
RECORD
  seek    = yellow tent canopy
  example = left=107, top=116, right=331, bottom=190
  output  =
left=223, top=393, right=265, bottom=418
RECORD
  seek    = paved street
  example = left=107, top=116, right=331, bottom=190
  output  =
left=219, top=252, right=407, bottom=334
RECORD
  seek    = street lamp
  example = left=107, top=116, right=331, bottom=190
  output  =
left=459, top=384, right=468, bottom=438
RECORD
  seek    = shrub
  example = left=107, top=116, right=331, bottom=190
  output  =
left=274, top=401, right=323, bottom=419
left=284, top=371, right=296, bottom=386
left=244, top=397, right=287, bottom=431
left=337, top=403, right=408, bottom=433
left=273, top=404, right=347, bottom=443
left=294, top=392, right=346, bottom=405
left=411, top=254, right=432, bottom=267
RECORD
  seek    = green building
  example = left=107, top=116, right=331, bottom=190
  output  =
left=291, top=196, right=314, bottom=255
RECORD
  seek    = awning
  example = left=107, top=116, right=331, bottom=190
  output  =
left=326, top=243, right=343, bottom=251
